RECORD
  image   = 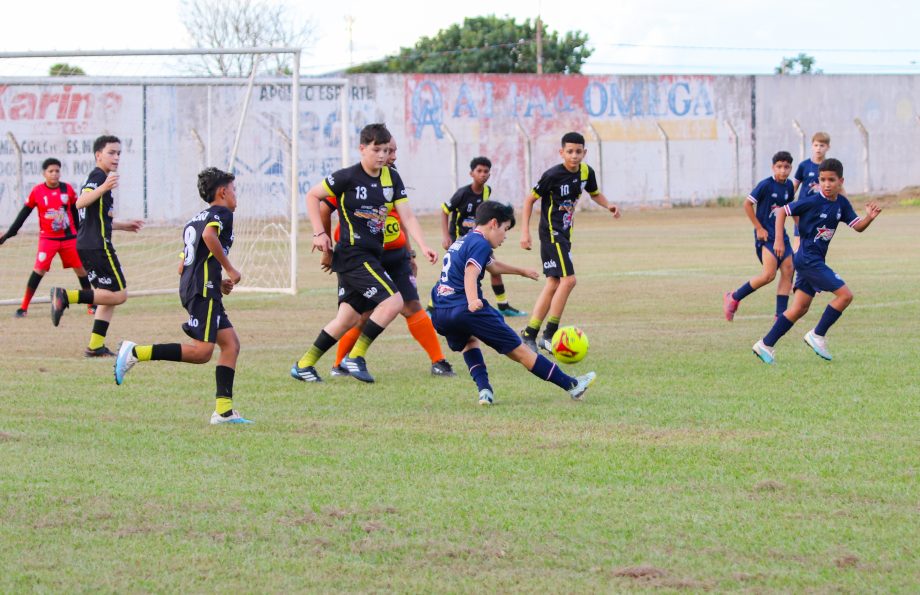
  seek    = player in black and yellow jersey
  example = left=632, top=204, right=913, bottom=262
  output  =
left=50, top=135, right=143, bottom=357
left=112, top=167, right=252, bottom=425
left=519, top=132, right=621, bottom=354
left=438, top=156, right=526, bottom=317
left=291, top=123, right=437, bottom=384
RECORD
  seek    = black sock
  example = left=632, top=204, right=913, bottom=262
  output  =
left=543, top=319, right=560, bottom=341
left=216, top=366, right=235, bottom=417
left=27, top=271, right=42, bottom=292
left=77, top=290, right=95, bottom=304
left=78, top=275, right=92, bottom=291
left=92, top=319, right=109, bottom=338
left=150, top=343, right=183, bottom=362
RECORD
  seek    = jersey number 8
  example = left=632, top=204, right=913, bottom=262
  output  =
left=183, top=225, right=197, bottom=266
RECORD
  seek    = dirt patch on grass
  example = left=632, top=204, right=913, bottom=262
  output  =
left=362, top=521, right=387, bottom=533
left=0, top=432, right=18, bottom=441
left=612, top=565, right=667, bottom=579
left=835, top=554, right=860, bottom=569
left=753, top=479, right=785, bottom=492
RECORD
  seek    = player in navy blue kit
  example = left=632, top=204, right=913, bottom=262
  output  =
left=291, top=123, right=437, bottom=384
left=113, top=167, right=252, bottom=424
left=519, top=132, right=620, bottom=354
left=724, top=151, right=795, bottom=321
left=431, top=201, right=595, bottom=405
left=791, top=131, right=830, bottom=251
left=753, top=159, right=881, bottom=364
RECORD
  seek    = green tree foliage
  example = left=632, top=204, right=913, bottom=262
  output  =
left=775, top=53, right=821, bottom=74
left=349, top=15, right=592, bottom=74
left=49, top=63, right=86, bottom=76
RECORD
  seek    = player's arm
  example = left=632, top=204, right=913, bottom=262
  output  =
left=393, top=200, right=437, bottom=263
left=306, top=182, right=332, bottom=252
left=0, top=205, right=34, bottom=244
left=440, top=204, right=452, bottom=250
left=202, top=224, right=241, bottom=288
left=464, top=262, right=483, bottom=312
left=743, top=199, right=767, bottom=242
left=588, top=192, right=621, bottom=218
left=76, top=172, right=118, bottom=209
left=520, top=192, right=538, bottom=250
left=486, top=259, right=539, bottom=280
left=773, top=208, right=788, bottom=259
left=318, top=199, right=335, bottom=273
left=113, top=219, right=144, bottom=232
left=851, top=202, right=882, bottom=232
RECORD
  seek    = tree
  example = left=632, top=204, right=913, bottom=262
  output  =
left=775, top=53, right=821, bottom=75
left=180, top=0, right=314, bottom=76
left=49, top=63, right=85, bottom=76
left=348, top=15, right=592, bottom=74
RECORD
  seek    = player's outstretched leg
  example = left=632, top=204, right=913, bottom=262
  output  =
left=507, top=344, right=596, bottom=401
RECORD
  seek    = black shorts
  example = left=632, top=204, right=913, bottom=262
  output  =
left=182, top=295, right=233, bottom=343
left=539, top=236, right=574, bottom=278
left=78, top=247, right=127, bottom=290
left=381, top=247, right=419, bottom=303
left=333, top=249, right=397, bottom=314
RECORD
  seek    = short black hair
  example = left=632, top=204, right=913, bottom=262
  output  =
left=818, top=158, right=844, bottom=178
left=470, top=156, right=492, bottom=171
left=42, top=158, right=61, bottom=170
left=197, top=167, right=235, bottom=203
left=475, top=201, right=515, bottom=230
left=360, top=123, right=392, bottom=146
left=561, top=132, right=585, bottom=147
left=93, top=135, right=120, bottom=154
left=772, top=151, right=793, bottom=165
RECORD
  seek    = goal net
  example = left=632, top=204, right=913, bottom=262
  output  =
left=0, top=49, right=344, bottom=306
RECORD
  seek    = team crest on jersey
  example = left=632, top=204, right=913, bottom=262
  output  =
left=814, top=226, right=835, bottom=241
left=436, top=284, right=455, bottom=296
left=383, top=187, right=393, bottom=201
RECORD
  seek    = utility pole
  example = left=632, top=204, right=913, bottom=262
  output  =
left=535, top=14, right=544, bottom=75
left=345, top=15, right=355, bottom=67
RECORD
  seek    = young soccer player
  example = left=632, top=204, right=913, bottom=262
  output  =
left=439, top=156, right=526, bottom=317
left=50, top=135, right=143, bottom=356
left=0, top=157, right=93, bottom=317
left=519, top=131, right=620, bottom=353
left=791, top=132, right=831, bottom=251
left=723, top=151, right=795, bottom=321
left=113, top=167, right=252, bottom=424
left=291, top=123, right=437, bottom=384
left=431, top=201, right=595, bottom=405
left=752, top=159, right=881, bottom=364
left=319, top=137, right=456, bottom=378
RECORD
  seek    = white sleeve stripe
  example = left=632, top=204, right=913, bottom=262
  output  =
left=746, top=195, right=757, bottom=204
left=466, top=258, right=483, bottom=271
left=848, top=217, right=862, bottom=228
left=784, top=205, right=793, bottom=216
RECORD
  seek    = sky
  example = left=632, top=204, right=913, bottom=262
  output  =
left=0, top=0, right=918, bottom=76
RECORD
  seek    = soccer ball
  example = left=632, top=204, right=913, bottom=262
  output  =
left=551, top=326, right=589, bottom=364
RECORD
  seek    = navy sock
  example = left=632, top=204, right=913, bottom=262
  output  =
left=529, top=354, right=576, bottom=391
left=775, top=294, right=789, bottom=317
left=763, top=315, right=794, bottom=347
left=814, top=305, right=843, bottom=336
left=732, top=282, right=755, bottom=302
left=462, top=348, right=491, bottom=392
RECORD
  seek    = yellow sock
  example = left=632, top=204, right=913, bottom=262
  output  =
left=88, top=333, right=105, bottom=350
left=297, top=346, right=323, bottom=368
left=348, top=334, right=373, bottom=359
left=66, top=289, right=80, bottom=304
left=527, top=317, right=542, bottom=332
left=547, top=315, right=560, bottom=325
left=135, top=345, right=153, bottom=361
left=215, top=397, right=233, bottom=415
left=494, top=291, right=507, bottom=303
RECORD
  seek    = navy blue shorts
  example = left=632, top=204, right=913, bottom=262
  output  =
left=793, top=260, right=845, bottom=296
left=431, top=302, right=523, bottom=354
left=756, top=236, right=792, bottom=264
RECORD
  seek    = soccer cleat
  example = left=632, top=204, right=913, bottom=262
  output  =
left=343, top=356, right=375, bottom=383
left=520, top=330, right=538, bottom=353
left=329, top=364, right=350, bottom=377
left=804, top=329, right=832, bottom=361
left=113, top=340, right=138, bottom=385
left=752, top=340, right=775, bottom=364
left=84, top=345, right=115, bottom=358
left=723, top=291, right=740, bottom=322
left=538, top=335, right=555, bottom=356
left=498, top=303, right=527, bottom=317
left=431, top=359, right=456, bottom=377
left=568, top=371, right=596, bottom=400
left=210, top=410, right=254, bottom=425
left=14, top=308, right=27, bottom=318
left=87, top=305, right=97, bottom=316
left=290, top=363, right=323, bottom=382
left=50, top=287, right=69, bottom=327
left=478, top=388, right=494, bottom=406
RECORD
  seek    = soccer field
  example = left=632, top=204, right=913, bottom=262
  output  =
left=1, top=205, right=918, bottom=591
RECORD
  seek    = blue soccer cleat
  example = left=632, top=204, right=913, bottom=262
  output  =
left=291, top=363, right=322, bottom=382
left=210, top=410, right=254, bottom=425
left=114, top=340, right=138, bottom=385
left=343, top=356, right=375, bottom=383
left=804, top=330, right=832, bottom=361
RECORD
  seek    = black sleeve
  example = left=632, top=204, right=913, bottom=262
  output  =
left=0, top=205, right=34, bottom=242
left=65, top=183, right=81, bottom=232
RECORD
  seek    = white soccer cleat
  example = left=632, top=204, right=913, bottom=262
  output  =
left=114, top=340, right=139, bottom=385
left=478, top=388, right=494, bottom=406
left=568, top=371, right=596, bottom=400
left=210, top=410, right=254, bottom=425
left=752, top=340, right=775, bottom=364
left=804, top=329, right=832, bottom=361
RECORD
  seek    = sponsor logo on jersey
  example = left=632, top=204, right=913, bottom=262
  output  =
left=187, top=315, right=199, bottom=328
left=363, top=286, right=378, bottom=299
left=98, top=276, right=113, bottom=285
left=543, top=259, right=557, bottom=269
left=436, top=284, right=455, bottom=296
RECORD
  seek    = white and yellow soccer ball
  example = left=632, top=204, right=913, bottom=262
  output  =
left=551, top=326, right=589, bottom=364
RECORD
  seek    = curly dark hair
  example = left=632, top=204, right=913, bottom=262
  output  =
left=197, top=167, right=236, bottom=203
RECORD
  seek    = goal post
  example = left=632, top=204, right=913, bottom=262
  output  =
left=0, top=48, right=348, bottom=305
